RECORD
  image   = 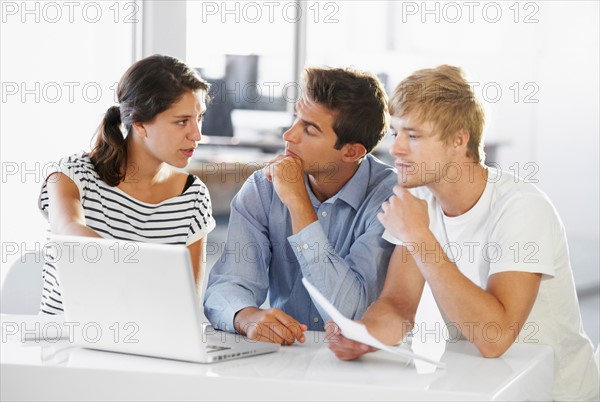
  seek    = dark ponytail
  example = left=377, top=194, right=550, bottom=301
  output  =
left=88, top=55, right=209, bottom=186
left=90, top=106, right=127, bottom=186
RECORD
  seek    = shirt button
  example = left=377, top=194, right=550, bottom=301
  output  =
left=302, top=244, right=309, bottom=250
left=296, top=246, right=301, bottom=252
left=321, top=211, right=328, bottom=217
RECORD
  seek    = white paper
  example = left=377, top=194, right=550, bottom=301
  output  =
left=412, top=283, right=447, bottom=373
left=302, top=278, right=445, bottom=368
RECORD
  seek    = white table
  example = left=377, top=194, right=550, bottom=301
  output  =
left=0, top=314, right=553, bottom=401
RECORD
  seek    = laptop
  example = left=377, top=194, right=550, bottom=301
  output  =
left=50, top=235, right=279, bottom=363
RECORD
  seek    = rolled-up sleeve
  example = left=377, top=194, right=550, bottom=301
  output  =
left=204, top=174, right=272, bottom=332
left=288, top=211, right=393, bottom=322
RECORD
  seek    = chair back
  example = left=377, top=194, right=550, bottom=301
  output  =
left=1, top=251, right=44, bottom=314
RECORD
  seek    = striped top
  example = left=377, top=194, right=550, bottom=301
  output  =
left=38, top=152, right=216, bottom=315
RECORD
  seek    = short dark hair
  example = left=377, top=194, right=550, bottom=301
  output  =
left=89, top=54, right=209, bottom=186
left=303, top=67, right=388, bottom=154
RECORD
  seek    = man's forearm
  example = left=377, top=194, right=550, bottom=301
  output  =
left=290, top=217, right=394, bottom=322
left=412, top=231, right=503, bottom=325
left=409, top=231, right=540, bottom=356
left=362, top=298, right=413, bottom=346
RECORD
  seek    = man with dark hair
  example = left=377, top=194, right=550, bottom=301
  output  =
left=204, top=67, right=396, bottom=344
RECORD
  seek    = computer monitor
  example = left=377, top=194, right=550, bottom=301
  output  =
left=225, top=54, right=259, bottom=110
left=202, top=77, right=235, bottom=138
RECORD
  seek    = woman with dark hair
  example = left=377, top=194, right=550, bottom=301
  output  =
left=38, top=55, right=216, bottom=314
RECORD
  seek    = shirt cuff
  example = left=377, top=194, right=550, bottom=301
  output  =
left=287, top=221, right=329, bottom=277
left=205, top=292, right=258, bottom=334
left=382, top=229, right=404, bottom=245
left=186, top=217, right=216, bottom=246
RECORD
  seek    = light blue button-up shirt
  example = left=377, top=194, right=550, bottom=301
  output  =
left=204, top=154, right=397, bottom=332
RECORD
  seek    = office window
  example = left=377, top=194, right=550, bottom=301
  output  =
left=305, top=0, right=546, bottom=164
left=186, top=1, right=296, bottom=142
left=2, top=1, right=134, bottom=260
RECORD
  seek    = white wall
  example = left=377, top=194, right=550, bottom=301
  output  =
left=1, top=1, right=133, bottom=272
left=2, top=1, right=598, bottom=290
left=142, top=0, right=186, bottom=60
left=303, top=0, right=600, bottom=289
left=533, top=3, right=599, bottom=288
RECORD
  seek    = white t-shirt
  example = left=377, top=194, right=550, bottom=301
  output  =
left=384, top=168, right=599, bottom=401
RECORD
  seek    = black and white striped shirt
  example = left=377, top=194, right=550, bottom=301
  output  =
left=38, top=152, right=215, bottom=314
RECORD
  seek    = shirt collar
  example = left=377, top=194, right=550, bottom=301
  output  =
left=305, top=154, right=372, bottom=211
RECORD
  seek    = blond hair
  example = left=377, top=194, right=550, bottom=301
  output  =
left=390, top=65, right=485, bottom=162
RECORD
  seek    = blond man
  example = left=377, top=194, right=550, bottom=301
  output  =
left=328, top=65, right=599, bottom=401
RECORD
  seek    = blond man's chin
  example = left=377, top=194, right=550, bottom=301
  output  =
left=397, top=176, right=422, bottom=188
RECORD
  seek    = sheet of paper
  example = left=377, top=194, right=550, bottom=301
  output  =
left=302, top=278, right=445, bottom=368
left=412, top=282, right=447, bottom=373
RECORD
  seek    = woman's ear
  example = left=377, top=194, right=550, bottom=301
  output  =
left=342, top=143, right=367, bottom=162
left=131, top=121, right=147, bottom=138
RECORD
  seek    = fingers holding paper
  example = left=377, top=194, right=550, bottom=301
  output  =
left=325, top=321, right=377, bottom=361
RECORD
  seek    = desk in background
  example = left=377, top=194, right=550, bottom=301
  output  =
left=188, top=142, right=278, bottom=216
left=1, top=315, right=553, bottom=401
